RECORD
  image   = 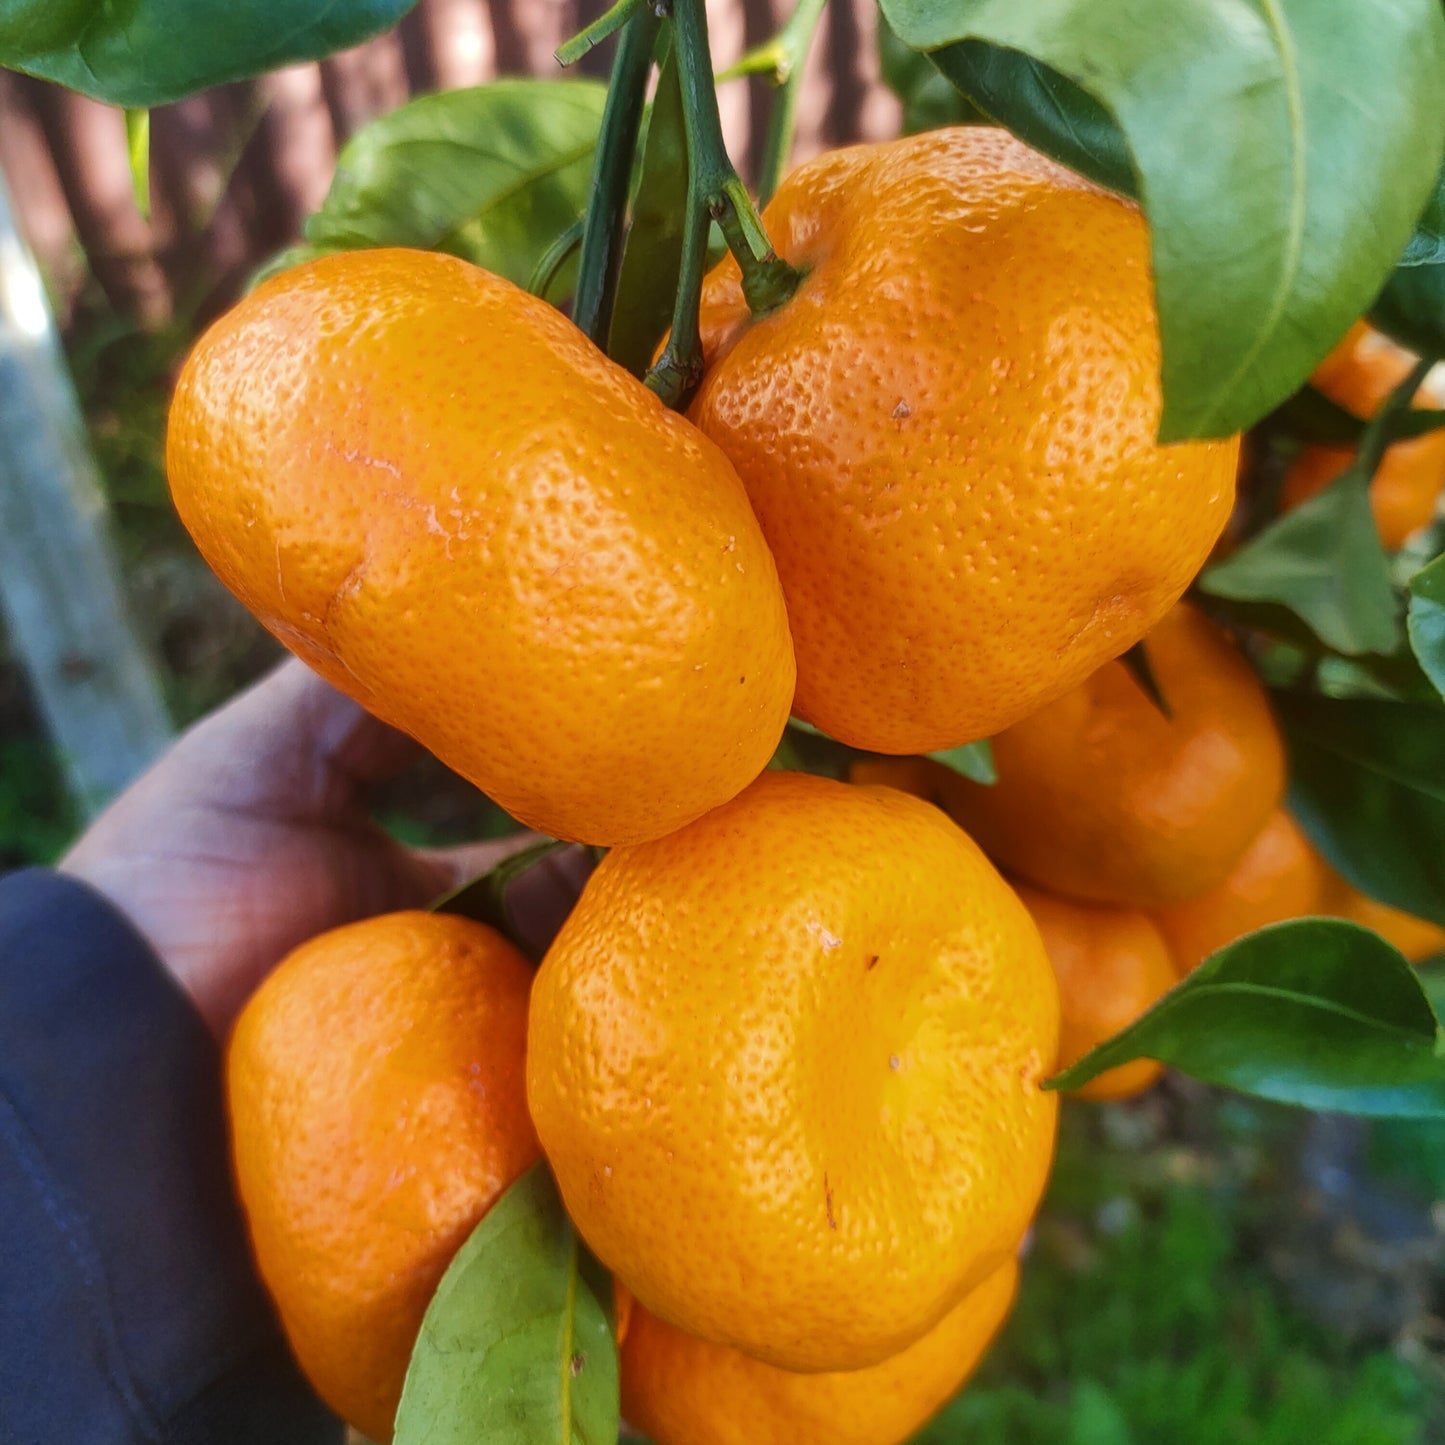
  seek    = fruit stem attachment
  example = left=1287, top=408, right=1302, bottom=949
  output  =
left=646, top=0, right=803, bottom=409
left=570, top=4, right=662, bottom=348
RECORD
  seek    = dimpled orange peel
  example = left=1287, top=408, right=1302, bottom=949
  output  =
left=1014, top=884, right=1177, bottom=1101
left=619, top=1261, right=1020, bottom=1445
left=526, top=769, right=1059, bottom=1373
left=226, top=912, right=540, bottom=1442
left=167, top=247, right=795, bottom=846
left=1156, top=808, right=1332, bottom=975
left=939, top=602, right=1286, bottom=908
left=689, top=127, right=1239, bottom=754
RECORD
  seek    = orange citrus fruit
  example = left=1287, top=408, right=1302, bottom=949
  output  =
left=1014, top=884, right=1176, bottom=1101
left=690, top=127, right=1239, bottom=754
left=527, top=769, right=1059, bottom=1372
left=939, top=603, right=1285, bottom=908
left=227, top=911, right=539, bottom=1441
left=168, top=247, right=795, bottom=846
left=1281, top=322, right=1445, bottom=548
left=1155, top=808, right=1331, bottom=975
left=619, top=1261, right=1019, bottom=1445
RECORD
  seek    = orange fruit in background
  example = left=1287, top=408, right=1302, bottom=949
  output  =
left=690, top=126, right=1238, bottom=755
left=1324, top=882, right=1445, bottom=963
left=619, top=1261, right=1019, bottom=1445
left=168, top=247, right=795, bottom=846
left=1156, top=809, right=1332, bottom=975
left=1014, top=884, right=1176, bottom=1101
left=527, top=769, right=1059, bottom=1373
left=939, top=603, right=1285, bottom=909
left=1281, top=322, right=1445, bottom=548
left=226, top=911, right=539, bottom=1442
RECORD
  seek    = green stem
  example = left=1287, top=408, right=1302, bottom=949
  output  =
left=1360, top=356, right=1435, bottom=476
left=754, top=0, right=826, bottom=203
left=645, top=0, right=802, bottom=407
left=528, top=217, right=585, bottom=301
left=555, top=0, right=643, bottom=67
left=571, top=5, right=661, bottom=349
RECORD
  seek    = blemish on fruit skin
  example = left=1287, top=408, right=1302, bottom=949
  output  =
left=809, top=920, right=844, bottom=951
left=865, top=954, right=880, bottom=971
left=824, top=1174, right=838, bottom=1230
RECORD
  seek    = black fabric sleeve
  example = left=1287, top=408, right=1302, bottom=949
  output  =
left=0, top=869, right=342, bottom=1445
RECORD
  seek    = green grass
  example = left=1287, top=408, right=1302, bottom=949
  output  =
left=912, top=1098, right=1436, bottom=1445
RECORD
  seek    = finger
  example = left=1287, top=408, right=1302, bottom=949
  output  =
left=174, top=658, right=422, bottom=818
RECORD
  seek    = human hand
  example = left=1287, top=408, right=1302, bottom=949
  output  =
left=61, top=659, right=592, bottom=1036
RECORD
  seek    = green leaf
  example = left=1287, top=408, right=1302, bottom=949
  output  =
left=124, top=110, right=150, bottom=222
left=432, top=839, right=565, bottom=962
left=1371, top=161, right=1445, bottom=360
left=0, top=0, right=417, bottom=107
left=1408, top=553, right=1445, bottom=698
left=1047, top=919, right=1445, bottom=1117
left=928, top=740, right=996, bottom=786
left=929, top=43, right=1137, bottom=199
left=608, top=45, right=688, bottom=376
left=277, top=80, right=606, bottom=292
left=1198, top=470, right=1401, bottom=656
left=394, top=1165, right=619, bottom=1445
left=879, top=0, right=1445, bottom=441
left=1276, top=693, right=1445, bottom=926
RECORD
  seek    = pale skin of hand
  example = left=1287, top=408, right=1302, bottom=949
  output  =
left=61, top=658, right=593, bottom=1037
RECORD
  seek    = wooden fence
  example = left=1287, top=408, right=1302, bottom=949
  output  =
left=0, top=0, right=898, bottom=331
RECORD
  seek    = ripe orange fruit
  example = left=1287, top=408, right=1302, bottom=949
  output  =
left=1155, top=809, right=1331, bottom=975
left=1281, top=322, right=1445, bottom=548
left=1325, top=882, right=1445, bottom=963
left=939, top=603, right=1285, bottom=908
left=168, top=248, right=795, bottom=846
left=226, top=911, right=539, bottom=1442
left=1014, top=884, right=1176, bottom=1101
left=619, top=1260, right=1019, bottom=1445
left=690, top=127, right=1238, bottom=754
left=527, top=769, right=1059, bottom=1373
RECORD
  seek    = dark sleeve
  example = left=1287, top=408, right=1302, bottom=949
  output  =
left=0, top=869, right=342, bottom=1445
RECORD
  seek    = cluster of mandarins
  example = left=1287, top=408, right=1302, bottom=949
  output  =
left=169, top=129, right=1444, bottom=1445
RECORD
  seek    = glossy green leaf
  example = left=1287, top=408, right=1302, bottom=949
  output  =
left=880, top=0, right=1445, bottom=441
left=608, top=47, right=688, bottom=376
left=0, top=0, right=417, bottom=107
left=928, top=741, right=996, bottom=786
left=432, top=839, right=565, bottom=962
left=1049, top=919, right=1445, bottom=1117
left=1371, top=162, right=1445, bottom=360
left=1408, top=552, right=1445, bottom=697
left=929, top=42, right=1136, bottom=199
left=1199, top=470, right=1401, bottom=656
left=1276, top=693, right=1445, bottom=926
left=274, top=80, right=606, bottom=292
left=394, top=1164, right=619, bottom=1445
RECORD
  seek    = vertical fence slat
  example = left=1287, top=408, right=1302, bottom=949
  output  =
left=0, top=168, right=173, bottom=814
